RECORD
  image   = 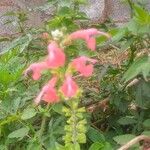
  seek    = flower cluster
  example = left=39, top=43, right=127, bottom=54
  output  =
left=24, top=28, right=110, bottom=104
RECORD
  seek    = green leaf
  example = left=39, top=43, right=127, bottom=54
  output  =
left=0, top=56, right=25, bottom=85
left=143, top=119, right=150, bottom=128
left=0, top=34, right=32, bottom=55
left=74, top=143, right=80, bottom=150
left=8, top=127, right=29, bottom=139
left=0, top=145, right=5, bottom=150
left=27, top=140, right=41, bottom=150
left=142, top=131, right=150, bottom=136
left=113, top=134, right=136, bottom=145
left=55, top=142, right=65, bottom=150
left=89, top=142, right=104, bottom=150
left=52, top=103, right=63, bottom=114
left=75, top=0, right=87, bottom=4
left=87, top=127, right=105, bottom=142
left=120, top=38, right=135, bottom=51
left=21, top=108, right=37, bottom=120
left=134, top=80, right=150, bottom=108
left=123, top=55, right=150, bottom=82
left=89, top=142, right=113, bottom=150
left=142, top=130, right=150, bottom=136
left=77, top=133, right=86, bottom=143
left=57, top=7, right=73, bottom=17
left=19, top=34, right=32, bottom=53
left=111, top=28, right=127, bottom=42
left=118, top=116, right=137, bottom=125
left=102, top=142, right=113, bottom=150
left=133, top=4, right=150, bottom=25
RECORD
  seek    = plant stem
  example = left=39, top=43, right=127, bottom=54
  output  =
left=128, top=44, right=136, bottom=65
left=39, top=104, right=51, bottom=148
left=127, top=0, right=134, bottom=18
left=70, top=100, right=78, bottom=146
left=18, top=22, right=24, bottom=34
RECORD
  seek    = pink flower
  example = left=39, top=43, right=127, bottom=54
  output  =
left=71, top=56, right=97, bottom=77
left=60, top=75, right=79, bottom=98
left=24, top=62, right=49, bottom=80
left=69, top=28, right=110, bottom=51
left=47, top=41, right=65, bottom=68
left=35, top=77, right=59, bottom=104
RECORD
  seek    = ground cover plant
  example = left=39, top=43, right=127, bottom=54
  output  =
left=0, top=0, right=150, bottom=150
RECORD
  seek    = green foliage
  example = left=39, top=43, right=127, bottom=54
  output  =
left=8, top=127, right=29, bottom=139
left=118, top=116, right=137, bottom=125
left=113, top=134, right=135, bottom=145
left=89, top=142, right=112, bottom=150
left=0, top=34, right=32, bottom=55
left=123, top=55, right=150, bottom=82
left=87, top=127, right=105, bottom=142
left=0, top=1, right=150, bottom=150
left=63, top=100, right=87, bottom=149
left=143, top=119, right=150, bottom=128
left=21, top=108, right=37, bottom=120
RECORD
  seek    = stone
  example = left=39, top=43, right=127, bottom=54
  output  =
left=80, top=0, right=105, bottom=22
left=0, top=0, right=150, bottom=51
left=0, top=0, right=48, bottom=50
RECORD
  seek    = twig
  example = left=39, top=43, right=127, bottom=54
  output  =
left=118, top=135, right=150, bottom=150
left=86, top=97, right=109, bottom=113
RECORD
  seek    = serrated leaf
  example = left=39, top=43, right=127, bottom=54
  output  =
left=0, top=34, right=32, bottom=55
left=133, top=4, right=150, bottom=25
left=57, top=7, right=73, bottom=17
left=21, top=108, right=37, bottom=120
left=113, top=134, right=136, bottom=145
left=87, top=127, right=105, bottom=142
left=0, top=56, right=25, bottom=85
left=123, top=55, right=150, bottom=82
left=118, top=116, right=137, bottom=125
left=19, top=34, right=32, bottom=53
left=8, top=128, right=29, bottom=139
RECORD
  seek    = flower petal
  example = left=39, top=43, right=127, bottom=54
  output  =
left=72, top=56, right=97, bottom=77
left=69, top=28, right=110, bottom=51
left=24, top=62, right=49, bottom=80
left=80, top=64, right=93, bottom=77
left=87, top=37, right=96, bottom=51
left=47, top=42, right=65, bottom=68
left=60, top=76, right=78, bottom=98
left=34, top=77, right=58, bottom=104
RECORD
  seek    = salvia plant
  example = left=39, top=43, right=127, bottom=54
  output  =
left=0, top=1, right=150, bottom=150
left=24, top=28, right=110, bottom=149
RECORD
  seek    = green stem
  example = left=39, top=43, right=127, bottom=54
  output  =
left=127, top=0, right=134, bottom=18
left=128, top=44, right=136, bottom=65
left=39, top=104, right=51, bottom=148
left=18, top=22, right=24, bottom=34
left=70, top=100, right=78, bottom=146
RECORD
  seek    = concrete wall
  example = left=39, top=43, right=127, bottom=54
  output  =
left=0, top=0, right=133, bottom=36
left=0, top=0, right=149, bottom=39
